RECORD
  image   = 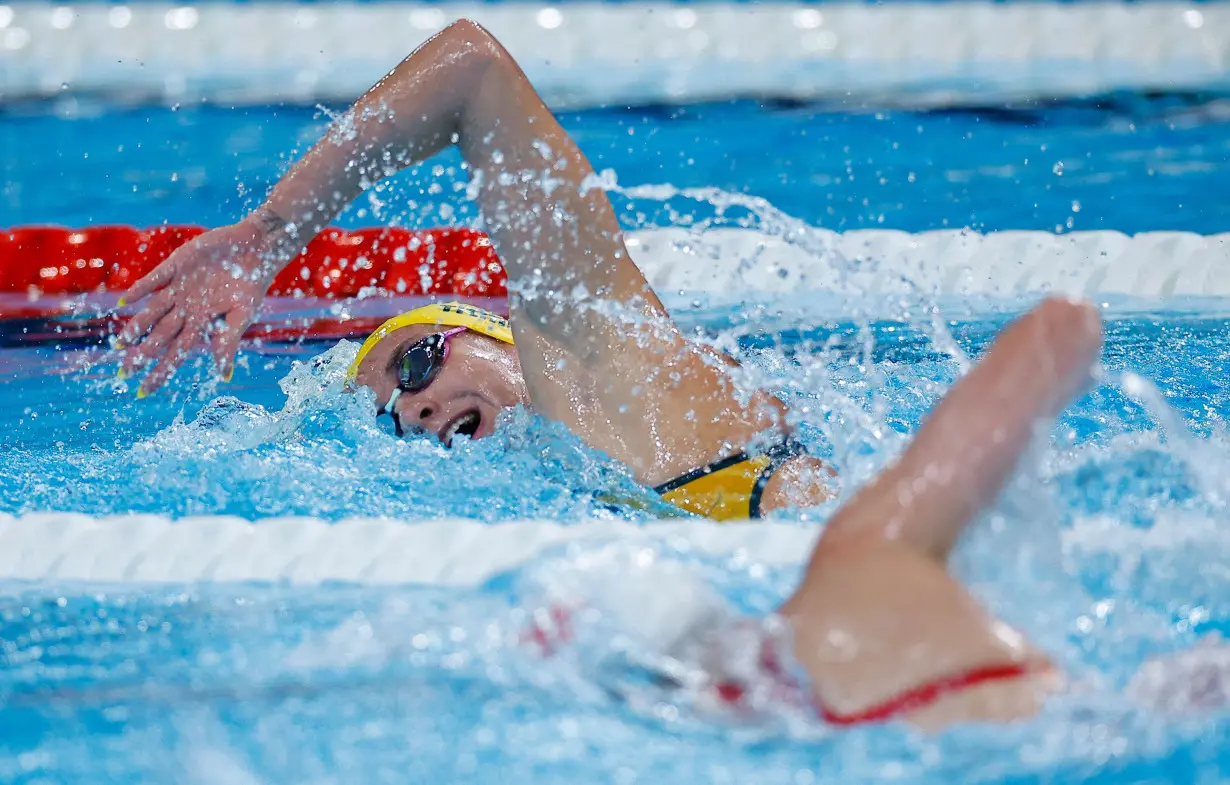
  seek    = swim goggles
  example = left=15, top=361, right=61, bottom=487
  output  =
left=346, top=302, right=516, bottom=436
left=348, top=302, right=515, bottom=385
left=381, top=326, right=467, bottom=434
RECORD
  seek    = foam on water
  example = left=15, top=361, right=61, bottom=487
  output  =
left=2, top=338, right=675, bottom=522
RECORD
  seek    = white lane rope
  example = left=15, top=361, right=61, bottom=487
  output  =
left=0, top=513, right=821, bottom=585
left=1, top=511, right=1221, bottom=586
left=2, top=2, right=1228, bottom=106
left=628, top=228, right=1230, bottom=299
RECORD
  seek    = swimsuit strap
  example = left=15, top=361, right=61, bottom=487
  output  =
left=653, top=437, right=809, bottom=521
left=652, top=451, right=757, bottom=495
left=527, top=605, right=1038, bottom=728
left=817, top=662, right=1038, bottom=726
left=716, top=635, right=1038, bottom=727
left=747, top=438, right=809, bottom=519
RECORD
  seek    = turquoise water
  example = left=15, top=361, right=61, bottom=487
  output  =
left=4, top=300, right=1230, bottom=782
left=5, top=96, right=1230, bottom=782
left=3, top=304, right=1230, bottom=523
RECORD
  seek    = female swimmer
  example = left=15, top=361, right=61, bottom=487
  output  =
left=114, top=20, right=1221, bottom=728
left=116, top=17, right=833, bottom=520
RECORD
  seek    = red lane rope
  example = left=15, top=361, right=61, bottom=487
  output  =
left=0, top=225, right=508, bottom=298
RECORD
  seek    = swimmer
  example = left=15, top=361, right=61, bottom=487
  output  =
left=113, top=20, right=1226, bottom=728
left=116, top=17, right=833, bottom=521
left=525, top=294, right=1104, bottom=730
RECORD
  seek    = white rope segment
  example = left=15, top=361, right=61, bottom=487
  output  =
left=2, top=2, right=1228, bottom=106
left=0, top=513, right=820, bottom=585
left=628, top=228, right=1230, bottom=298
left=2, top=510, right=1219, bottom=586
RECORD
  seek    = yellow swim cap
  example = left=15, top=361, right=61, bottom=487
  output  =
left=346, top=301, right=515, bottom=384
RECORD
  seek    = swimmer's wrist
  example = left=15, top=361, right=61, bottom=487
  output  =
left=248, top=205, right=305, bottom=271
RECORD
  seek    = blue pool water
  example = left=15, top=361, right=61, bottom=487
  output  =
left=3, top=306, right=1230, bottom=522
left=4, top=95, right=1230, bottom=234
left=5, top=96, right=1230, bottom=782
left=5, top=301, right=1230, bottom=782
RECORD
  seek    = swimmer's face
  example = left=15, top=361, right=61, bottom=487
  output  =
left=353, top=325, right=529, bottom=445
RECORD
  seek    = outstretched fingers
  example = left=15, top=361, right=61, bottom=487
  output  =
left=120, top=306, right=185, bottom=380
left=208, top=310, right=251, bottom=383
left=134, top=312, right=213, bottom=395
left=115, top=288, right=175, bottom=350
left=120, top=256, right=179, bottom=306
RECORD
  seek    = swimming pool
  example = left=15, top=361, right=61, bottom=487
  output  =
left=6, top=301, right=1230, bottom=782
left=6, top=12, right=1230, bottom=784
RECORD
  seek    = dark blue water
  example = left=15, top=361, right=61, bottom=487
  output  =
left=3, top=96, right=1228, bottom=235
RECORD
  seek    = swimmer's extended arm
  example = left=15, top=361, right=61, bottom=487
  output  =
left=777, top=298, right=1101, bottom=726
left=121, top=19, right=831, bottom=497
left=264, top=19, right=799, bottom=484
left=806, top=297, right=1102, bottom=562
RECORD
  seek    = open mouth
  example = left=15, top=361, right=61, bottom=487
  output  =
left=441, top=409, right=482, bottom=447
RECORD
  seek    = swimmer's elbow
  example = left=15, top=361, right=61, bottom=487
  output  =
left=1036, top=294, right=1101, bottom=333
left=430, top=18, right=528, bottom=109
left=440, top=18, right=510, bottom=69
left=441, top=18, right=491, bottom=48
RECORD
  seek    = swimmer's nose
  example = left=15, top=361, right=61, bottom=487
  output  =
left=404, top=405, right=437, bottom=428
left=391, top=397, right=444, bottom=432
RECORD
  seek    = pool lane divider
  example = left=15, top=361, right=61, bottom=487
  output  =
left=0, top=511, right=1203, bottom=585
left=4, top=226, right=1230, bottom=319
left=0, top=513, right=822, bottom=585
left=3, top=2, right=1230, bottom=106
left=0, top=225, right=506, bottom=299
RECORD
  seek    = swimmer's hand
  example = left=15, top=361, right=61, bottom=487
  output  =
left=115, top=208, right=297, bottom=395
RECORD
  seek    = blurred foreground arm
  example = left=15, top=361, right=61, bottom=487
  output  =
left=779, top=297, right=1102, bottom=727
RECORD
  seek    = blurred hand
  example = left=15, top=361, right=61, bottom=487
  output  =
left=116, top=210, right=296, bottom=395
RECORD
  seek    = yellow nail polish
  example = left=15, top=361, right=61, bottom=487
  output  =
left=116, top=368, right=129, bottom=381
left=136, top=387, right=147, bottom=400
left=222, top=368, right=234, bottom=383
left=117, top=296, right=127, bottom=307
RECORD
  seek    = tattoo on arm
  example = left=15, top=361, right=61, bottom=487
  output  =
left=253, top=206, right=288, bottom=237
left=251, top=205, right=301, bottom=265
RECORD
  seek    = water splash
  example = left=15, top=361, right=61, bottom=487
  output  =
left=3, top=338, right=664, bottom=521
left=1120, top=370, right=1230, bottom=508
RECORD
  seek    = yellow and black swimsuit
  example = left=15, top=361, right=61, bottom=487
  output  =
left=654, top=439, right=808, bottom=521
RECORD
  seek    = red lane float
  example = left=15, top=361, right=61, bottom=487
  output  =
left=0, top=225, right=507, bottom=298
